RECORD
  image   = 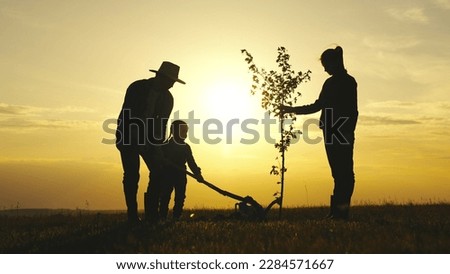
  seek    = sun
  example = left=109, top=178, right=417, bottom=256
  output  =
left=197, top=78, right=262, bottom=148
left=203, top=80, right=258, bottom=122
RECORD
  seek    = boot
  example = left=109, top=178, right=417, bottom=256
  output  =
left=333, top=197, right=350, bottom=220
left=173, top=207, right=182, bottom=220
left=124, top=186, right=140, bottom=223
left=324, top=195, right=335, bottom=219
left=144, top=191, right=159, bottom=224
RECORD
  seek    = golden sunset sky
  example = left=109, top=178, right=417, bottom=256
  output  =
left=1, top=0, right=449, bottom=210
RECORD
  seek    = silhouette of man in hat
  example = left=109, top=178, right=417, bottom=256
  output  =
left=116, top=61, right=185, bottom=223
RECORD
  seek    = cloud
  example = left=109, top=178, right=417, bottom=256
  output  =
left=439, top=102, right=450, bottom=110
left=0, top=6, right=57, bottom=30
left=0, top=102, right=96, bottom=116
left=0, top=103, right=98, bottom=131
left=361, top=100, right=450, bottom=127
left=355, top=41, right=450, bottom=97
left=433, top=0, right=450, bottom=10
left=387, top=7, right=429, bottom=24
left=0, top=103, right=31, bottom=115
left=365, top=100, right=419, bottom=109
left=365, top=100, right=450, bottom=113
left=53, top=106, right=96, bottom=114
left=359, top=115, right=421, bottom=126
left=0, top=117, right=98, bottom=131
left=362, top=36, right=421, bottom=51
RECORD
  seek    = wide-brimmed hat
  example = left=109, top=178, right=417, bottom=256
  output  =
left=149, top=61, right=186, bottom=84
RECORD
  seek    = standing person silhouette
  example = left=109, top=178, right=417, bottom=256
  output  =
left=115, top=61, right=185, bottom=224
left=282, top=46, right=358, bottom=220
left=157, top=120, right=204, bottom=221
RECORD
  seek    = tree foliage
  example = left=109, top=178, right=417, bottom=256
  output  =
left=242, top=47, right=311, bottom=153
left=242, top=47, right=311, bottom=214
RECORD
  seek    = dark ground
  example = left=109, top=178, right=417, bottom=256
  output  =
left=1, top=204, right=449, bottom=253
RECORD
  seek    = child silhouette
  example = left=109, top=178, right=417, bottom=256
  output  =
left=158, top=120, right=204, bottom=220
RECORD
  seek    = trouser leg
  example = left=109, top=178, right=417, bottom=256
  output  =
left=325, top=195, right=335, bottom=219
left=145, top=175, right=161, bottom=222
left=142, top=150, right=161, bottom=222
left=173, top=178, right=187, bottom=219
left=324, top=133, right=355, bottom=219
left=159, top=181, right=173, bottom=220
left=119, top=148, right=140, bottom=222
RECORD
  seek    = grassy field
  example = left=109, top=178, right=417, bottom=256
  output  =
left=1, top=204, right=449, bottom=254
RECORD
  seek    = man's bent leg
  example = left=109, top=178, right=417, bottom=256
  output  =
left=120, top=148, right=141, bottom=222
left=142, top=149, right=161, bottom=223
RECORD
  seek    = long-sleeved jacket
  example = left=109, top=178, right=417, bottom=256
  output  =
left=116, top=78, right=174, bottom=147
left=162, top=138, right=202, bottom=177
left=294, top=70, right=358, bottom=134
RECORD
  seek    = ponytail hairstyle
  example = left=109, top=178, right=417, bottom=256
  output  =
left=320, top=46, right=345, bottom=71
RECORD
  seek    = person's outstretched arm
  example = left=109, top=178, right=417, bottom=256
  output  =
left=186, top=145, right=204, bottom=182
left=281, top=80, right=330, bottom=115
left=281, top=99, right=322, bottom=115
